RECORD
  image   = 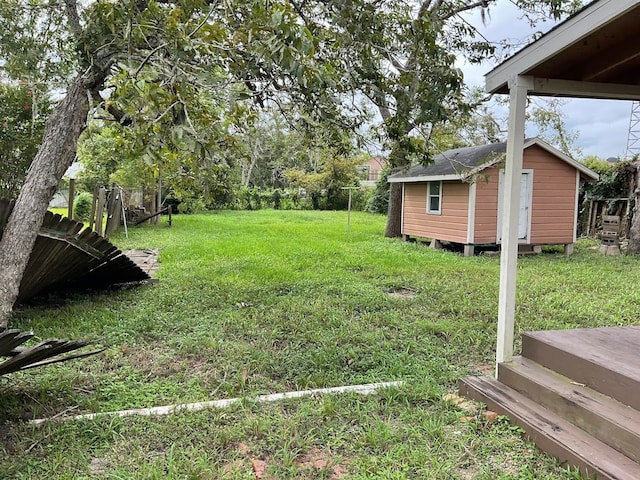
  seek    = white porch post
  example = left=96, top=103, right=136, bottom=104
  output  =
left=496, top=75, right=531, bottom=371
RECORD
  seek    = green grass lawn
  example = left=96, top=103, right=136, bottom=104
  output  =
left=2, top=210, right=638, bottom=478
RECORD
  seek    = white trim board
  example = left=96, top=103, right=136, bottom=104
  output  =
left=496, top=79, right=529, bottom=366
left=497, top=169, right=534, bottom=245
left=467, top=182, right=477, bottom=244
left=31, top=381, right=404, bottom=425
left=528, top=77, right=640, bottom=101
left=573, top=170, right=580, bottom=243
left=388, top=174, right=460, bottom=183
left=401, top=182, right=406, bottom=235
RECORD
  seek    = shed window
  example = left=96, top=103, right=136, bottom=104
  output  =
left=427, top=181, right=442, bottom=214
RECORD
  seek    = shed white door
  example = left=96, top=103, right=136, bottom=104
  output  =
left=498, top=170, right=532, bottom=243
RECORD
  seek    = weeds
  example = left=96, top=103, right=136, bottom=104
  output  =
left=2, top=210, right=637, bottom=478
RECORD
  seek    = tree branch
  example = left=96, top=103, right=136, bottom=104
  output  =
left=371, top=84, right=392, bottom=122
left=134, top=42, right=169, bottom=78
left=451, top=0, right=492, bottom=17
left=436, top=0, right=493, bottom=22
left=133, top=5, right=213, bottom=79
left=187, top=5, right=215, bottom=39
left=62, top=0, right=82, bottom=40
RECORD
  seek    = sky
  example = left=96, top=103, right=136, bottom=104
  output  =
left=457, top=0, right=633, bottom=160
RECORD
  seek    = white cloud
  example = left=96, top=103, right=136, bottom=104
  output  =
left=562, top=99, right=632, bottom=159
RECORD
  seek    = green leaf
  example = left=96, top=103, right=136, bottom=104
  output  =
left=271, top=10, right=283, bottom=28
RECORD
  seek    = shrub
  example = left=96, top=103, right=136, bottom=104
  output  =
left=366, top=166, right=391, bottom=214
left=73, top=191, right=93, bottom=221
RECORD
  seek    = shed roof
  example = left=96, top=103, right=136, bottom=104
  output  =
left=387, top=137, right=598, bottom=183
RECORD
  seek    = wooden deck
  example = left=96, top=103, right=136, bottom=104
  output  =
left=460, top=326, right=640, bottom=479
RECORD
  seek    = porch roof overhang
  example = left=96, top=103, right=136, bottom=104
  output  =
left=486, top=0, right=640, bottom=100
left=487, top=0, right=640, bottom=368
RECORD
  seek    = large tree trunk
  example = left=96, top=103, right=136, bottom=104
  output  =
left=384, top=181, right=403, bottom=238
left=628, top=163, right=640, bottom=254
left=384, top=142, right=409, bottom=238
left=0, top=78, right=90, bottom=328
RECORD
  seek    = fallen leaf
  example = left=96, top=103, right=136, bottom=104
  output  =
left=332, top=464, right=348, bottom=478
left=89, top=457, right=108, bottom=475
left=483, top=411, right=499, bottom=422
left=237, top=442, right=250, bottom=454
left=443, top=393, right=464, bottom=405
left=295, top=447, right=329, bottom=469
left=223, top=459, right=245, bottom=474
left=459, top=401, right=478, bottom=413
left=252, top=459, right=267, bottom=479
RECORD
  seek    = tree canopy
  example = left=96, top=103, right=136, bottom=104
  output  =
left=0, top=0, right=585, bottom=326
left=286, top=0, right=585, bottom=236
left=0, top=0, right=359, bottom=327
left=0, top=83, right=50, bottom=198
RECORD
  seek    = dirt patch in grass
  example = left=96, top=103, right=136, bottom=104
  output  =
left=294, top=446, right=347, bottom=478
left=0, top=423, right=18, bottom=456
left=473, top=364, right=494, bottom=376
left=453, top=464, right=480, bottom=480
left=117, top=345, right=216, bottom=380
left=225, top=443, right=348, bottom=479
left=385, top=286, right=417, bottom=299
left=89, top=457, right=109, bottom=475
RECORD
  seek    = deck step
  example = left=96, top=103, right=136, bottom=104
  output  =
left=498, top=356, right=640, bottom=463
left=459, top=375, right=640, bottom=480
left=522, top=326, right=640, bottom=411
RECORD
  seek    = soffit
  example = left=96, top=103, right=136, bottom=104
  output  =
left=487, top=1, right=640, bottom=98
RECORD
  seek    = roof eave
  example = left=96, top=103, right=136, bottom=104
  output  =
left=523, top=138, right=599, bottom=180
left=388, top=174, right=463, bottom=183
left=388, top=154, right=506, bottom=184
left=485, top=0, right=639, bottom=94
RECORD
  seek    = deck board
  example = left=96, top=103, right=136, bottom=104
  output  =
left=498, top=356, right=640, bottom=463
left=523, top=327, right=640, bottom=405
left=461, top=326, right=640, bottom=477
left=460, top=375, right=640, bottom=480
left=527, top=326, right=640, bottom=375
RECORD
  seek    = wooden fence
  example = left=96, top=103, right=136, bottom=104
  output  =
left=0, top=198, right=150, bottom=305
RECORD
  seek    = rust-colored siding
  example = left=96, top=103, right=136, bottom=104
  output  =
left=402, top=182, right=469, bottom=243
left=473, top=167, right=500, bottom=243
left=401, top=144, right=580, bottom=246
left=524, top=145, right=576, bottom=244
left=473, top=146, right=577, bottom=244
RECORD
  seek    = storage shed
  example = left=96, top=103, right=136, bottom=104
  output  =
left=388, top=138, right=598, bottom=256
